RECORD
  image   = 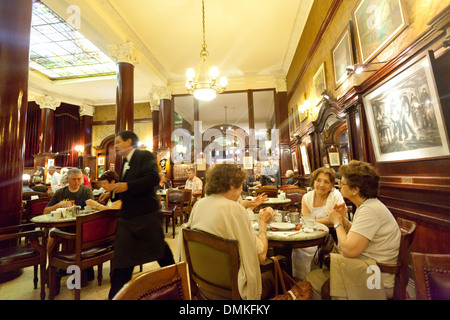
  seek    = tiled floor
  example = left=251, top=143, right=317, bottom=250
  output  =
left=0, top=225, right=181, bottom=300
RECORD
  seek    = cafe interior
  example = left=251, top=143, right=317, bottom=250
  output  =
left=1, top=0, right=449, bottom=301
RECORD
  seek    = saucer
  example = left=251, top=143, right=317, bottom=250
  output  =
left=270, top=222, right=296, bottom=231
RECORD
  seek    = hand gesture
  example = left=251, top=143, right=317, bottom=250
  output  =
left=258, top=207, right=275, bottom=224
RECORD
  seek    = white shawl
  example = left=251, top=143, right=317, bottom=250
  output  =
left=303, top=188, right=344, bottom=214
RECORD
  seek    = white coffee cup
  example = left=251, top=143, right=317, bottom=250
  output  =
left=84, top=206, right=92, bottom=212
left=51, top=211, right=61, bottom=219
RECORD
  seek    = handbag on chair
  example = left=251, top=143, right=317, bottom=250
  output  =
left=270, top=256, right=312, bottom=300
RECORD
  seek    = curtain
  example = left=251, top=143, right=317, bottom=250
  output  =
left=24, top=102, right=41, bottom=167
left=54, top=103, right=80, bottom=167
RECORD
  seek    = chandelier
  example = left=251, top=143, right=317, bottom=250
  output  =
left=186, top=0, right=227, bottom=101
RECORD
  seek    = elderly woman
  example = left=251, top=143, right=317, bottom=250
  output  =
left=176, top=164, right=275, bottom=300
left=306, top=160, right=401, bottom=299
left=284, top=170, right=295, bottom=185
left=86, top=171, right=122, bottom=210
left=292, top=167, right=345, bottom=280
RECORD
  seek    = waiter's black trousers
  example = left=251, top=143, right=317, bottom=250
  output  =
left=108, top=242, right=175, bottom=300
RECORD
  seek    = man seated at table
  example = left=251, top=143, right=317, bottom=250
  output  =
left=44, top=168, right=94, bottom=214
left=185, top=168, right=202, bottom=201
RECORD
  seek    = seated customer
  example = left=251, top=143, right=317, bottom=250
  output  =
left=284, top=170, right=295, bottom=185
left=185, top=168, right=202, bottom=200
left=305, top=160, right=401, bottom=299
left=44, top=168, right=94, bottom=214
left=176, top=164, right=275, bottom=300
left=292, top=167, right=344, bottom=280
left=86, top=171, right=122, bottom=210
left=31, top=176, right=48, bottom=193
left=156, top=172, right=170, bottom=190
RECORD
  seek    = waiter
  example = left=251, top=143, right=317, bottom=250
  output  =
left=108, top=130, right=175, bottom=299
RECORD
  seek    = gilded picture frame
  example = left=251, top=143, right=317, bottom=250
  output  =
left=313, top=63, right=326, bottom=106
left=292, top=151, right=299, bottom=172
left=363, top=53, right=450, bottom=163
left=353, top=0, right=408, bottom=64
left=331, top=23, right=355, bottom=89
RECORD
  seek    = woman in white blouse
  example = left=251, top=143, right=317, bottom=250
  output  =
left=292, top=167, right=344, bottom=280
left=176, top=164, right=275, bottom=300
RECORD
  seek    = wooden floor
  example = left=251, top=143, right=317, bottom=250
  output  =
left=0, top=224, right=181, bottom=300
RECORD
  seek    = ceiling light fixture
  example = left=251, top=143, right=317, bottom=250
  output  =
left=186, top=0, right=227, bottom=101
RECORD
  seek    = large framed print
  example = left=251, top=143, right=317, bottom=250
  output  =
left=300, top=143, right=311, bottom=175
left=353, top=0, right=408, bottom=63
left=313, top=63, right=326, bottom=106
left=363, top=54, right=450, bottom=163
left=332, top=23, right=354, bottom=89
left=292, top=151, right=299, bottom=172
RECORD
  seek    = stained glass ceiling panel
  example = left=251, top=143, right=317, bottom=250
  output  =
left=30, top=1, right=116, bottom=80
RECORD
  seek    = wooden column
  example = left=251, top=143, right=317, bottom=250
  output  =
left=110, top=42, right=140, bottom=171
left=115, top=62, right=134, bottom=134
left=274, top=83, right=290, bottom=178
left=159, top=99, right=172, bottom=150
left=151, top=107, right=160, bottom=151
left=0, top=0, right=32, bottom=228
left=33, top=95, right=61, bottom=168
left=79, top=104, right=95, bottom=179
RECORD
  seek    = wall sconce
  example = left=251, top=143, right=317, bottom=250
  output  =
left=346, top=61, right=389, bottom=75
left=299, top=99, right=313, bottom=117
left=74, top=145, right=84, bottom=156
left=321, top=89, right=334, bottom=101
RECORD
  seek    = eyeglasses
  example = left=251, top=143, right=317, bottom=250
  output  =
left=338, top=180, right=348, bottom=187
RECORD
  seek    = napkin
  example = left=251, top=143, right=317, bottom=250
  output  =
left=303, top=228, right=315, bottom=233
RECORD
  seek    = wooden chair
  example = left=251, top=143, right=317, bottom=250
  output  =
left=22, top=197, right=49, bottom=223
left=182, top=228, right=276, bottom=300
left=180, top=189, right=192, bottom=222
left=113, top=262, right=190, bottom=300
left=22, top=191, right=49, bottom=201
left=182, top=228, right=241, bottom=300
left=376, top=217, right=416, bottom=300
left=410, top=252, right=450, bottom=300
left=255, top=185, right=278, bottom=198
left=48, top=209, right=119, bottom=300
left=283, top=188, right=305, bottom=211
left=0, top=223, right=46, bottom=300
left=161, top=189, right=184, bottom=238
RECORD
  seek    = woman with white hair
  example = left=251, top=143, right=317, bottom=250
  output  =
left=284, top=169, right=295, bottom=185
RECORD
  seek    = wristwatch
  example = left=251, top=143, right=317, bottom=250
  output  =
left=334, top=223, right=343, bottom=229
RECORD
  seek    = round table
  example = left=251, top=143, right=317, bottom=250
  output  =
left=255, top=221, right=329, bottom=276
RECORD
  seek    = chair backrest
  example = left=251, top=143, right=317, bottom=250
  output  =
left=113, top=262, right=190, bottom=300
left=75, top=209, right=119, bottom=264
left=377, top=217, right=416, bottom=300
left=284, top=189, right=304, bottom=211
left=411, top=252, right=450, bottom=300
left=182, top=228, right=241, bottom=300
left=23, top=198, right=49, bottom=222
left=255, top=185, right=278, bottom=198
left=167, top=189, right=183, bottom=206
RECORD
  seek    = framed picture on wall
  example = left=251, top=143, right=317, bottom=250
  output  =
left=47, top=159, right=55, bottom=168
left=300, top=143, right=311, bottom=175
left=292, top=152, right=299, bottom=172
left=313, top=63, right=326, bottom=106
left=98, top=156, right=105, bottom=166
left=353, top=0, right=408, bottom=63
left=363, top=53, right=450, bottom=163
left=332, top=23, right=354, bottom=89
left=328, top=152, right=341, bottom=166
